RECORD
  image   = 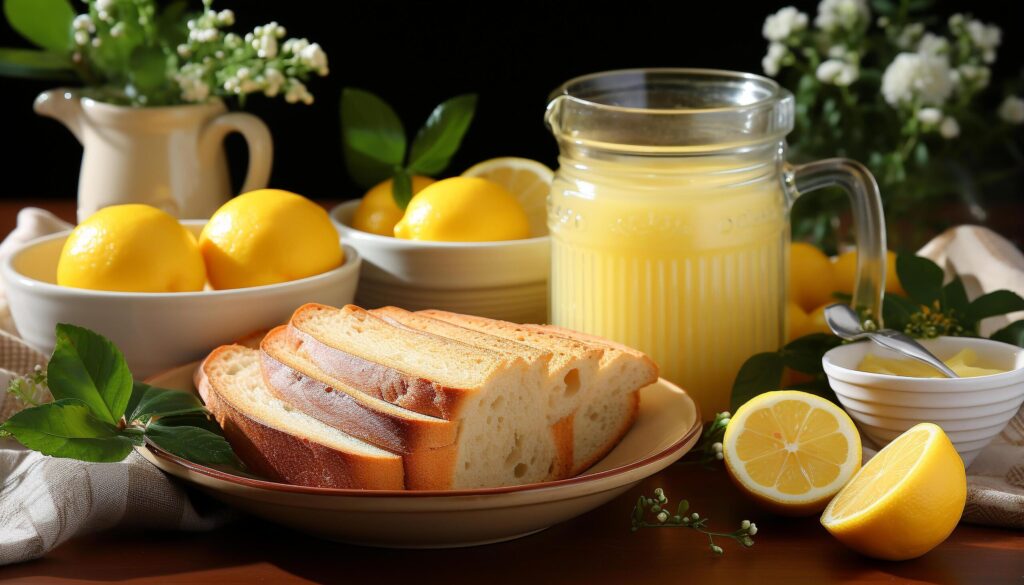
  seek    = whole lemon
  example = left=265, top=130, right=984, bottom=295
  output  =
left=57, top=204, right=206, bottom=293
left=351, top=175, right=436, bottom=236
left=393, top=177, right=530, bottom=242
left=786, top=301, right=811, bottom=341
left=199, top=189, right=343, bottom=289
left=789, top=242, right=836, bottom=312
left=833, top=249, right=903, bottom=296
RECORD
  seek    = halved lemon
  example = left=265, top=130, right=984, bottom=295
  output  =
left=723, top=391, right=861, bottom=516
left=462, top=157, right=553, bottom=237
left=821, top=423, right=966, bottom=560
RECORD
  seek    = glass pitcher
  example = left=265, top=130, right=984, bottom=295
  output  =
left=544, top=69, right=886, bottom=416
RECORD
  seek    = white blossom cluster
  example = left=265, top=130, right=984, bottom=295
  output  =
left=814, top=0, right=869, bottom=34
left=172, top=2, right=329, bottom=105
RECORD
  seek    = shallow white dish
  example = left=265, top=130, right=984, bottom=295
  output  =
left=822, top=336, right=1024, bottom=466
left=330, top=200, right=550, bottom=323
left=139, top=362, right=701, bottom=548
left=2, top=220, right=360, bottom=377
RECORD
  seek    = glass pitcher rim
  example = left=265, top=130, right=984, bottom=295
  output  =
left=547, top=68, right=791, bottom=116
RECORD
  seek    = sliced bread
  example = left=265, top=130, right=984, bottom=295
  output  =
left=287, top=304, right=560, bottom=488
left=196, top=344, right=405, bottom=489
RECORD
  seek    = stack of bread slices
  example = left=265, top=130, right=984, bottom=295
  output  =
left=196, top=304, right=658, bottom=490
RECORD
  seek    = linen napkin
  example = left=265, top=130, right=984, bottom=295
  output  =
left=0, top=209, right=232, bottom=566
left=0, top=210, right=1021, bottom=567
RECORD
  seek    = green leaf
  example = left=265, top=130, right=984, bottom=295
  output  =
left=340, top=88, right=406, bottom=188
left=0, top=47, right=74, bottom=80
left=150, top=413, right=224, bottom=435
left=391, top=168, right=413, bottom=210
left=145, top=421, right=242, bottom=468
left=967, top=291, right=1024, bottom=324
left=3, top=0, right=75, bottom=52
left=128, top=45, right=168, bottom=93
left=677, top=500, right=689, bottom=516
left=883, top=294, right=919, bottom=331
left=942, top=278, right=970, bottom=317
left=155, top=1, right=189, bottom=46
left=991, top=320, right=1024, bottom=348
left=781, top=333, right=842, bottom=374
left=47, top=324, right=133, bottom=424
left=126, top=382, right=207, bottom=424
left=730, top=352, right=784, bottom=412
left=1, top=399, right=134, bottom=462
left=869, top=0, right=897, bottom=16
left=407, top=93, right=478, bottom=175
left=896, top=254, right=944, bottom=307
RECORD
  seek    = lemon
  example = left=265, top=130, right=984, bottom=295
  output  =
left=790, top=242, right=836, bottom=312
left=199, top=189, right=343, bottom=289
left=351, top=176, right=436, bottom=236
left=393, top=177, right=530, bottom=242
left=821, top=423, right=966, bottom=560
left=57, top=204, right=205, bottom=293
left=462, top=157, right=553, bottom=236
left=786, top=301, right=811, bottom=341
left=723, top=391, right=862, bottom=516
left=833, top=249, right=903, bottom=296
left=805, top=303, right=839, bottom=336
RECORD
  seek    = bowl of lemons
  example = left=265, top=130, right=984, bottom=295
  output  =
left=331, top=157, right=552, bottom=323
left=3, top=190, right=359, bottom=377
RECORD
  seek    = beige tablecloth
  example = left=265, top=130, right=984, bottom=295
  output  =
left=0, top=209, right=1020, bottom=566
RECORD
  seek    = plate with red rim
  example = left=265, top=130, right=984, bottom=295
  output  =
left=138, top=361, right=702, bottom=548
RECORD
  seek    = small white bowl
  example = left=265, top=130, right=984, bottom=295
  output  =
left=330, top=200, right=550, bottom=324
left=2, top=220, right=360, bottom=378
left=823, top=336, right=1024, bottom=466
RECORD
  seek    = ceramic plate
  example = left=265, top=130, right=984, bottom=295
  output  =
left=139, top=363, right=702, bottom=548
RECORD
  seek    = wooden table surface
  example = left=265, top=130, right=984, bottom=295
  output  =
left=1, top=200, right=1022, bottom=585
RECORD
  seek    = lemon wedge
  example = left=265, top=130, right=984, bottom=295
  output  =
left=723, top=391, right=862, bottom=515
left=462, top=157, right=553, bottom=237
left=821, top=422, right=966, bottom=560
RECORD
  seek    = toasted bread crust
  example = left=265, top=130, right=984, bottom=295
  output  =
left=197, top=347, right=405, bottom=490
left=260, top=327, right=459, bottom=454
left=289, top=304, right=477, bottom=420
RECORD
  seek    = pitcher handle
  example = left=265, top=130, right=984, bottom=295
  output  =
left=784, top=158, right=887, bottom=326
left=199, top=112, right=273, bottom=194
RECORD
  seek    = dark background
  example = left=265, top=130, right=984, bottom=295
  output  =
left=0, top=0, right=1020, bottom=203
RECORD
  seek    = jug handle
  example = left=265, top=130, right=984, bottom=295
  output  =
left=34, top=89, right=84, bottom=142
left=199, top=112, right=273, bottom=194
left=784, top=159, right=887, bottom=327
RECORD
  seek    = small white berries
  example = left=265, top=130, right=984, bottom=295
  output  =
left=657, top=511, right=669, bottom=523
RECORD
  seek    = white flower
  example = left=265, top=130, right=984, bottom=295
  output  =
left=285, top=79, right=313, bottom=105
left=254, top=34, right=278, bottom=59
left=956, top=64, right=990, bottom=90
left=917, top=33, right=948, bottom=57
left=881, top=52, right=953, bottom=107
left=656, top=511, right=669, bottom=523
left=283, top=38, right=309, bottom=55
left=814, top=0, right=869, bottom=33
left=966, top=19, right=1001, bottom=63
left=91, top=37, right=101, bottom=48
left=176, top=44, right=190, bottom=58
left=175, top=66, right=211, bottom=103
left=263, top=67, right=285, bottom=97
left=762, top=42, right=788, bottom=76
left=72, top=14, right=94, bottom=33
left=998, top=96, right=1024, bottom=124
left=95, top=0, right=114, bottom=12
left=189, top=26, right=220, bottom=43
left=762, top=7, right=808, bottom=42
left=109, top=22, right=125, bottom=38
left=217, top=9, right=235, bottom=26
left=895, top=23, right=924, bottom=49
left=816, top=59, right=859, bottom=86
left=299, top=42, right=329, bottom=75
left=939, top=117, right=960, bottom=139
left=916, top=107, right=942, bottom=125
left=74, top=30, right=90, bottom=46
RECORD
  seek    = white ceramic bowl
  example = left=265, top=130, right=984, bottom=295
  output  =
left=2, top=220, right=360, bottom=378
left=822, top=336, right=1024, bottom=466
left=330, top=200, right=550, bottom=323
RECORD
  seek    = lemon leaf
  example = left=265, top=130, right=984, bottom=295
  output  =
left=1, top=399, right=135, bottom=462
left=730, top=352, right=784, bottom=412
left=391, top=168, right=413, bottom=210
left=991, top=320, right=1024, bottom=348
left=0, top=47, right=74, bottom=80
left=967, top=290, right=1024, bottom=325
left=47, top=323, right=133, bottom=425
left=3, top=0, right=75, bottom=52
left=896, top=254, right=943, bottom=307
left=340, top=88, right=406, bottom=188
left=407, top=93, right=477, bottom=176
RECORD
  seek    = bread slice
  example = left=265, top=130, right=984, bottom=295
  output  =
left=196, top=344, right=404, bottom=489
left=287, top=303, right=559, bottom=487
left=420, top=311, right=657, bottom=474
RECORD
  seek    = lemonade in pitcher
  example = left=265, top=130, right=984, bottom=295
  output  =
left=545, top=69, right=885, bottom=416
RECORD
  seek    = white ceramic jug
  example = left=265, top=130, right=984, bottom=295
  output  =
left=35, top=89, right=273, bottom=221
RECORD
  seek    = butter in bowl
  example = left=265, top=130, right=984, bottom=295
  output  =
left=822, top=336, right=1024, bottom=466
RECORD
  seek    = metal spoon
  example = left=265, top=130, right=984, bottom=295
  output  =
left=823, top=304, right=959, bottom=378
